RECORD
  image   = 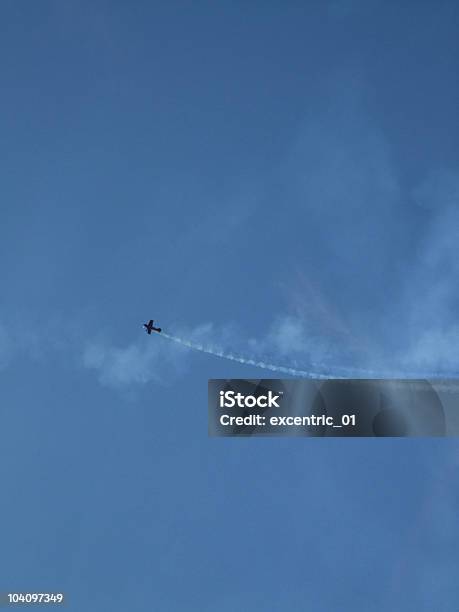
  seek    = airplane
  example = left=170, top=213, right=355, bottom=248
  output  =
left=143, top=319, right=162, bottom=335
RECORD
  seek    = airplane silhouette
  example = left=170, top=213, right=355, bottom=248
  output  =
left=143, top=319, right=162, bottom=334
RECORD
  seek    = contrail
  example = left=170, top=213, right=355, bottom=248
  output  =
left=160, top=331, right=459, bottom=390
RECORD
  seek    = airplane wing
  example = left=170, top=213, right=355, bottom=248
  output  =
left=148, top=320, right=153, bottom=326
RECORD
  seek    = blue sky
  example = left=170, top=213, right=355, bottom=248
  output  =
left=1, top=1, right=459, bottom=610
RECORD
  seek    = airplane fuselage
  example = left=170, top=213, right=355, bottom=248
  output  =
left=144, top=320, right=161, bottom=334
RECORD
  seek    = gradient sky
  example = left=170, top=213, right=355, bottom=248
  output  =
left=1, top=2, right=459, bottom=610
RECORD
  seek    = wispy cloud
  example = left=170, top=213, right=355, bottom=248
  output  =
left=248, top=315, right=334, bottom=364
left=82, top=336, right=185, bottom=388
left=396, top=171, right=459, bottom=372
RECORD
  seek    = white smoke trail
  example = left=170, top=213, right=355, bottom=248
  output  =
left=160, top=331, right=459, bottom=391
left=160, top=332, right=335, bottom=379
